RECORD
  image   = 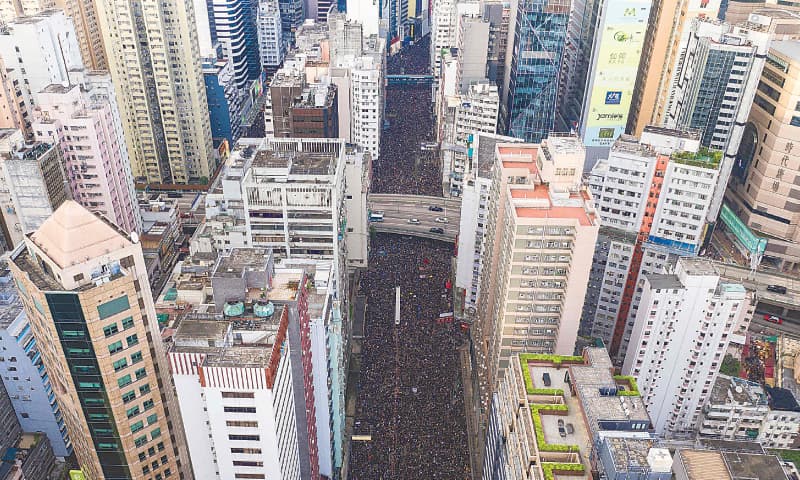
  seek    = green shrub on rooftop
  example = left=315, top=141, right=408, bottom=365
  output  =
left=542, top=462, right=585, bottom=480
left=613, top=375, right=640, bottom=396
left=531, top=404, right=579, bottom=453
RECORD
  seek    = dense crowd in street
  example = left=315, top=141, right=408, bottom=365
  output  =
left=350, top=234, right=470, bottom=479
left=372, top=37, right=442, bottom=197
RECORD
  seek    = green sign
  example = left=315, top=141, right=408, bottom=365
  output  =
left=720, top=203, right=767, bottom=255
left=69, top=470, right=87, bottom=480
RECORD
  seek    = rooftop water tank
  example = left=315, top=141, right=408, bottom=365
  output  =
left=254, top=301, right=275, bottom=317
left=224, top=301, right=245, bottom=317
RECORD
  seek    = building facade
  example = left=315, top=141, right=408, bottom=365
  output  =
left=622, top=258, right=751, bottom=434
left=8, top=201, right=193, bottom=479
left=33, top=75, right=141, bottom=234
left=502, top=0, right=569, bottom=142
left=204, top=55, right=245, bottom=145
left=258, top=0, right=287, bottom=73
left=95, top=0, right=215, bottom=184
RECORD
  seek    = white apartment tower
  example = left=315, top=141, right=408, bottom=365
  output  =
left=622, top=258, right=750, bottom=435
left=475, top=137, right=599, bottom=396
left=258, top=0, right=287, bottom=73
left=95, top=0, right=215, bottom=184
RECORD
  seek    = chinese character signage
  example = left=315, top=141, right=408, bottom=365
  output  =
left=582, top=0, right=650, bottom=147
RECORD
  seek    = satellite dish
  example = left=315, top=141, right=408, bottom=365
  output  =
left=130, top=231, right=139, bottom=243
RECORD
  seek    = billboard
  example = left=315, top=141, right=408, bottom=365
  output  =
left=581, top=0, right=650, bottom=147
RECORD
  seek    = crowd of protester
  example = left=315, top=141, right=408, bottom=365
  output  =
left=350, top=234, right=470, bottom=479
left=372, top=37, right=442, bottom=197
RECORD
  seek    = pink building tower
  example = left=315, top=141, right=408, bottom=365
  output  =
left=32, top=72, right=142, bottom=233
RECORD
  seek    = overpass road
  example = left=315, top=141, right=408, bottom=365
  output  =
left=368, top=194, right=461, bottom=242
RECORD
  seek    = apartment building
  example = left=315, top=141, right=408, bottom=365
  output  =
left=202, top=0, right=261, bottom=91
left=0, top=134, right=68, bottom=247
left=8, top=201, right=192, bottom=479
left=475, top=137, right=599, bottom=406
left=455, top=133, right=521, bottom=314
left=95, top=0, right=215, bottom=184
left=0, top=56, right=32, bottom=138
left=482, top=348, right=670, bottom=480
left=699, top=374, right=800, bottom=448
left=441, top=82, right=499, bottom=197
left=0, top=0, right=51, bottom=22
left=269, top=73, right=339, bottom=138
left=673, top=447, right=789, bottom=480
left=622, top=258, right=751, bottom=435
left=726, top=40, right=800, bottom=272
left=258, top=0, right=287, bottom=74
left=33, top=75, right=141, bottom=234
left=0, top=262, right=71, bottom=457
left=627, top=0, right=721, bottom=137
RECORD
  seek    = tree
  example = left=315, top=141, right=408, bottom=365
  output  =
left=720, top=354, right=742, bottom=377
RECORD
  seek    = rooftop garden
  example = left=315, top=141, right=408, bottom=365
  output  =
left=519, top=354, right=584, bottom=396
left=613, top=375, right=640, bottom=397
left=542, top=462, right=586, bottom=480
left=670, top=147, right=722, bottom=170
left=531, top=404, right=580, bottom=453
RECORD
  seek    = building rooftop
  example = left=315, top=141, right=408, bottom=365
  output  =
left=677, top=448, right=788, bottom=480
left=612, top=135, right=657, bottom=157
left=542, top=135, right=584, bottom=156
left=213, top=248, right=271, bottom=278
left=678, top=450, right=732, bottom=480
left=642, top=125, right=702, bottom=140
left=771, top=40, right=800, bottom=61
left=710, top=375, right=767, bottom=405
left=670, top=146, right=722, bottom=170
left=645, top=273, right=684, bottom=290
left=251, top=149, right=337, bottom=176
left=173, top=318, right=229, bottom=343
left=681, top=257, right=719, bottom=276
left=604, top=437, right=666, bottom=473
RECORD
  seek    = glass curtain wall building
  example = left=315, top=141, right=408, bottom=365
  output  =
left=504, top=0, right=570, bottom=142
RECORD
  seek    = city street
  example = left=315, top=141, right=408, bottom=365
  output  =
left=348, top=37, right=471, bottom=479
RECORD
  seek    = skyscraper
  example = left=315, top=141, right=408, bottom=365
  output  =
left=55, top=0, right=108, bottom=70
left=8, top=201, right=192, bottom=479
left=94, top=0, right=215, bottom=184
left=204, top=0, right=262, bottom=90
left=502, top=0, right=569, bottom=142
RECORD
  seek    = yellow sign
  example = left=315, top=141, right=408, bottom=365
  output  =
left=69, top=470, right=87, bottom=480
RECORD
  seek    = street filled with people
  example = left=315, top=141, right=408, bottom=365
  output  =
left=350, top=235, right=470, bottom=479
left=349, top=36, right=471, bottom=479
left=371, top=37, right=442, bottom=197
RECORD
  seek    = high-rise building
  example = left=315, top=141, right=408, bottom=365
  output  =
left=0, top=56, right=33, bottom=138
left=455, top=133, right=521, bottom=314
left=269, top=71, right=339, bottom=138
left=725, top=40, right=800, bottom=271
left=258, top=0, right=287, bottom=73
left=627, top=0, right=721, bottom=138
left=278, top=0, right=304, bottom=45
left=168, top=249, right=304, bottom=480
left=0, top=262, right=72, bottom=457
left=431, top=0, right=456, bottom=81
left=204, top=54, right=245, bottom=144
left=441, top=82, right=499, bottom=196
left=556, top=0, right=598, bottom=132
left=0, top=11, right=84, bottom=105
left=8, top=201, right=193, bottom=479
left=502, top=0, right=569, bottom=142
left=482, top=0, right=510, bottom=97
left=482, top=348, right=670, bottom=480
left=0, top=133, right=68, bottom=246
left=474, top=137, right=599, bottom=407
left=664, top=12, right=800, bottom=222
left=578, top=0, right=650, bottom=160
left=203, top=0, right=262, bottom=90
left=455, top=12, right=490, bottom=92
left=33, top=74, right=142, bottom=234
left=54, top=0, right=108, bottom=70
left=95, top=0, right=215, bottom=185
left=622, top=258, right=751, bottom=434
left=581, top=127, right=723, bottom=360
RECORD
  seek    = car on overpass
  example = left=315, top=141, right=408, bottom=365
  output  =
left=430, top=227, right=444, bottom=234
left=764, top=314, right=783, bottom=325
left=767, top=284, right=788, bottom=294
left=408, top=218, right=420, bottom=224
left=429, top=205, right=443, bottom=212
left=434, top=217, right=448, bottom=223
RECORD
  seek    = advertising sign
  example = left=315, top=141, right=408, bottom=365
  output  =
left=582, top=0, right=650, bottom=147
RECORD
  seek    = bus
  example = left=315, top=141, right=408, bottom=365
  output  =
left=369, top=211, right=384, bottom=222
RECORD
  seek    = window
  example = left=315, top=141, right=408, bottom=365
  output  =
left=98, top=442, right=119, bottom=450
left=150, top=428, right=161, bottom=439
left=62, top=330, right=85, bottom=338
left=103, top=323, right=119, bottom=337
left=138, top=452, right=147, bottom=462
left=233, top=461, right=265, bottom=467
left=118, top=375, right=132, bottom=388
left=139, top=384, right=151, bottom=395
left=123, top=390, right=136, bottom=403
left=131, top=351, right=143, bottom=364
left=108, top=341, right=123, bottom=355
left=226, top=420, right=259, bottom=428
left=143, top=399, right=155, bottom=410
left=88, top=413, right=109, bottom=421
left=147, top=413, right=158, bottom=424
left=221, top=392, right=255, bottom=399
left=127, top=406, right=140, bottom=418
left=126, top=334, right=139, bottom=347
left=135, top=367, right=146, bottom=380
left=228, top=434, right=260, bottom=441
left=131, top=421, right=144, bottom=433
left=230, top=448, right=262, bottom=454
left=122, top=317, right=134, bottom=329
left=113, top=359, right=128, bottom=372
left=224, top=406, right=257, bottom=414
left=134, top=435, right=148, bottom=448
left=78, top=381, right=101, bottom=389
left=98, top=296, right=130, bottom=319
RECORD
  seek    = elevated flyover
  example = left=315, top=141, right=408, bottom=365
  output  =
left=368, top=194, right=461, bottom=242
